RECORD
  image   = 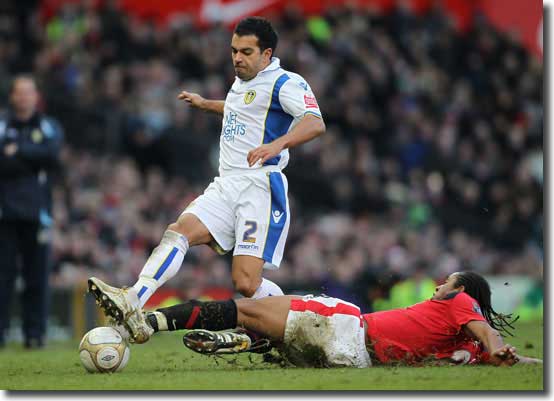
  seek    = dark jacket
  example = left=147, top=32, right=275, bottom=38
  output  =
left=0, top=111, right=64, bottom=224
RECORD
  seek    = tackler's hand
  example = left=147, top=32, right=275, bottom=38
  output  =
left=490, top=344, right=518, bottom=366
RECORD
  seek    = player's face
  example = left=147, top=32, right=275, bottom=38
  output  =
left=231, top=34, right=272, bottom=81
left=10, top=78, right=39, bottom=116
left=432, top=273, right=464, bottom=300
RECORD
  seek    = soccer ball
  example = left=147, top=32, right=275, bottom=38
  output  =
left=79, top=326, right=130, bottom=373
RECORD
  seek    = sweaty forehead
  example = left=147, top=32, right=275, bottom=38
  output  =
left=14, top=78, right=36, bottom=91
left=231, top=34, right=259, bottom=50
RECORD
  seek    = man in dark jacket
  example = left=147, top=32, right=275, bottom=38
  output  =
left=0, top=75, right=64, bottom=348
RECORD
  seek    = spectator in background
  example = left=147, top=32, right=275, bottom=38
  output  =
left=0, top=75, right=64, bottom=348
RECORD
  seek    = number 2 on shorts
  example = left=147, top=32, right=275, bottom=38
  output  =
left=243, top=220, right=257, bottom=243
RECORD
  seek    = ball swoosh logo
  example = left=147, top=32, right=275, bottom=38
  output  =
left=201, top=0, right=278, bottom=24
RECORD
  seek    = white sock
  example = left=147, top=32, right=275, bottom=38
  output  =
left=251, top=278, right=284, bottom=299
left=132, top=230, right=189, bottom=307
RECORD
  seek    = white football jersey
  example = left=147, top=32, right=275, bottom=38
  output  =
left=219, top=57, right=322, bottom=176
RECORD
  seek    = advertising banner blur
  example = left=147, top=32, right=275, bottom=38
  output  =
left=478, top=0, right=543, bottom=58
left=41, top=0, right=542, bottom=58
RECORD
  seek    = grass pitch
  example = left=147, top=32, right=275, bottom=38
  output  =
left=0, top=320, right=543, bottom=391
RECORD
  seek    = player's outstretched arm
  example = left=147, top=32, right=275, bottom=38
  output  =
left=512, top=354, right=543, bottom=364
left=247, top=113, right=325, bottom=166
left=178, top=90, right=225, bottom=115
left=488, top=345, right=542, bottom=365
left=464, top=320, right=520, bottom=366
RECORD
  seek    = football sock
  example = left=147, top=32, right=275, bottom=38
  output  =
left=145, top=311, right=167, bottom=332
left=251, top=278, right=284, bottom=299
left=132, top=230, right=189, bottom=307
left=151, top=300, right=238, bottom=332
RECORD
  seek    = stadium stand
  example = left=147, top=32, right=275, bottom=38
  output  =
left=0, top=1, right=542, bottom=329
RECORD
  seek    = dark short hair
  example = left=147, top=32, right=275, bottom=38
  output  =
left=234, top=16, right=278, bottom=53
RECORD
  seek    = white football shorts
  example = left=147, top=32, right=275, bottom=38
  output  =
left=282, top=295, right=372, bottom=368
left=182, top=169, right=290, bottom=269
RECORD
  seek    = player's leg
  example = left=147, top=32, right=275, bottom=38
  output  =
left=146, top=295, right=296, bottom=353
left=131, top=213, right=212, bottom=306
left=0, top=221, right=19, bottom=347
left=231, top=255, right=283, bottom=298
left=19, top=222, right=50, bottom=348
left=181, top=296, right=296, bottom=354
left=145, top=296, right=295, bottom=335
left=235, top=296, right=296, bottom=339
left=89, top=180, right=235, bottom=343
left=231, top=171, right=290, bottom=298
left=131, top=181, right=235, bottom=304
left=88, top=214, right=211, bottom=343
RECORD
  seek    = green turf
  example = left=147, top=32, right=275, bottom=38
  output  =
left=0, top=320, right=543, bottom=391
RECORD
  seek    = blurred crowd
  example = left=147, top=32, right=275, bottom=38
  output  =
left=0, top=1, right=543, bottom=311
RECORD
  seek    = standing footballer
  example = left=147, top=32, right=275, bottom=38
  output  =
left=88, top=17, right=326, bottom=343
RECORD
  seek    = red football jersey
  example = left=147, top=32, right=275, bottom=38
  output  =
left=363, top=292, right=487, bottom=364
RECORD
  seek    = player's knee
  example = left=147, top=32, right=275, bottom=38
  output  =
left=167, top=221, right=184, bottom=235
left=168, top=212, right=191, bottom=233
left=233, top=276, right=258, bottom=298
left=167, top=214, right=207, bottom=244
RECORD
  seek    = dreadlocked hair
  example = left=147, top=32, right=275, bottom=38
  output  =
left=453, top=271, right=519, bottom=336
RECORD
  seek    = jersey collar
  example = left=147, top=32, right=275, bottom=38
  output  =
left=259, top=57, right=281, bottom=74
left=238, top=57, right=281, bottom=83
